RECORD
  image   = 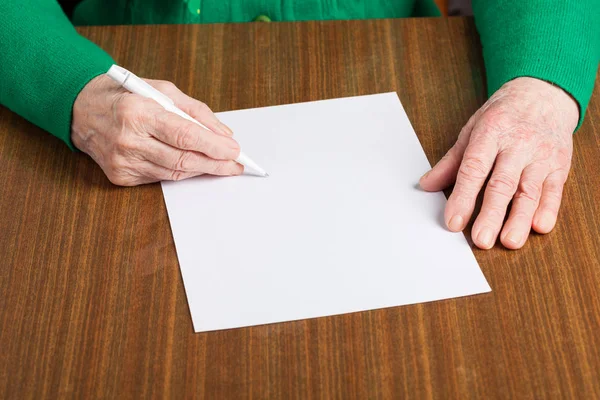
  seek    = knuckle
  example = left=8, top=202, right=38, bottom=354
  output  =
left=115, top=96, right=143, bottom=123
left=536, top=141, right=554, bottom=159
left=170, top=170, right=187, bottom=181
left=114, top=95, right=132, bottom=112
left=153, top=80, right=177, bottom=92
left=175, top=151, right=194, bottom=171
left=487, top=173, right=518, bottom=196
left=556, top=147, right=573, bottom=169
left=174, top=124, right=197, bottom=149
left=449, top=193, right=474, bottom=210
left=107, top=154, right=126, bottom=173
left=442, top=146, right=458, bottom=162
left=462, top=114, right=475, bottom=128
left=459, top=119, right=475, bottom=137
left=108, top=175, right=128, bottom=186
left=544, top=184, right=564, bottom=204
left=195, top=101, right=211, bottom=113
left=516, top=180, right=542, bottom=202
left=458, top=157, right=489, bottom=182
left=106, top=168, right=130, bottom=186
left=479, top=109, right=508, bottom=133
left=481, top=206, right=506, bottom=221
left=438, top=153, right=452, bottom=166
left=202, top=143, right=220, bottom=158
left=113, top=132, right=136, bottom=152
left=152, top=111, right=169, bottom=133
left=211, top=161, right=225, bottom=175
left=106, top=173, right=121, bottom=185
left=511, top=209, right=533, bottom=221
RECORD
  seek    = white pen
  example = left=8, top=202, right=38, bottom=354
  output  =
left=106, top=65, right=268, bottom=177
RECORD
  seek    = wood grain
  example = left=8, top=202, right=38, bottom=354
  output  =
left=1, top=18, right=599, bottom=399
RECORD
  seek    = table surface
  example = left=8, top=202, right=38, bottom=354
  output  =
left=1, top=18, right=599, bottom=399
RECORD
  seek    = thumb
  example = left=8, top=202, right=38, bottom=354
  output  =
left=145, top=79, right=234, bottom=137
left=419, top=123, right=473, bottom=192
left=175, top=96, right=234, bottom=138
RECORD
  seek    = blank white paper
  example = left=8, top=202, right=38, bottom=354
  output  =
left=161, top=93, right=491, bottom=332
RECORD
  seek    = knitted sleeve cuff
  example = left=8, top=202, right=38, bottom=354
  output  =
left=0, top=0, right=114, bottom=150
left=473, top=0, right=599, bottom=131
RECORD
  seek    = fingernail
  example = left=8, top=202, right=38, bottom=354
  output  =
left=448, top=215, right=464, bottom=231
left=505, top=230, right=522, bottom=246
left=420, top=170, right=431, bottom=180
left=231, top=163, right=244, bottom=175
left=477, top=228, right=494, bottom=248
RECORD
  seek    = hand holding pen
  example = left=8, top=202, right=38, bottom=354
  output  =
left=71, top=65, right=267, bottom=186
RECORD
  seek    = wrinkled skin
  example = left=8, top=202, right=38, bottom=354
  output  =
left=74, top=74, right=578, bottom=250
left=420, top=77, right=579, bottom=250
left=72, top=74, right=243, bottom=186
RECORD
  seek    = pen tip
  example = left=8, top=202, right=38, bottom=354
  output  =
left=264, top=173, right=270, bottom=177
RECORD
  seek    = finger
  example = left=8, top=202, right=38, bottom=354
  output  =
left=420, top=127, right=472, bottom=192
left=444, top=132, right=498, bottom=232
left=498, top=164, right=548, bottom=249
left=532, top=170, right=568, bottom=234
left=146, top=80, right=234, bottom=137
left=420, top=116, right=478, bottom=192
left=134, top=161, right=203, bottom=183
left=176, top=97, right=234, bottom=137
left=471, top=151, right=528, bottom=249
left=151, top=110, right=240, bottom=160
left=141, top=137, right=243, bottom=176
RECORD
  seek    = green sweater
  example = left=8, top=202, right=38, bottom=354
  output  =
left=1, top=1, right=598, bottom=150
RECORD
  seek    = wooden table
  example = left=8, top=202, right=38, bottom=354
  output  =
left=1, top=18, right=599, bottom=399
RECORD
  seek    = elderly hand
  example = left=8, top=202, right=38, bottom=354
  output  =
left=420, top=77, right=579, bottom=250
left=71, top=74, right=243, bottom=186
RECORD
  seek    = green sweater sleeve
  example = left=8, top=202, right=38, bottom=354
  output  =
left=0, top=0, right=114, bottom=149
left=473, top=0, right=600, bottom=130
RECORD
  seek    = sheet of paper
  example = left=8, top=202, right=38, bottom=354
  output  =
left=161, top=93, right=491, bottom=332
